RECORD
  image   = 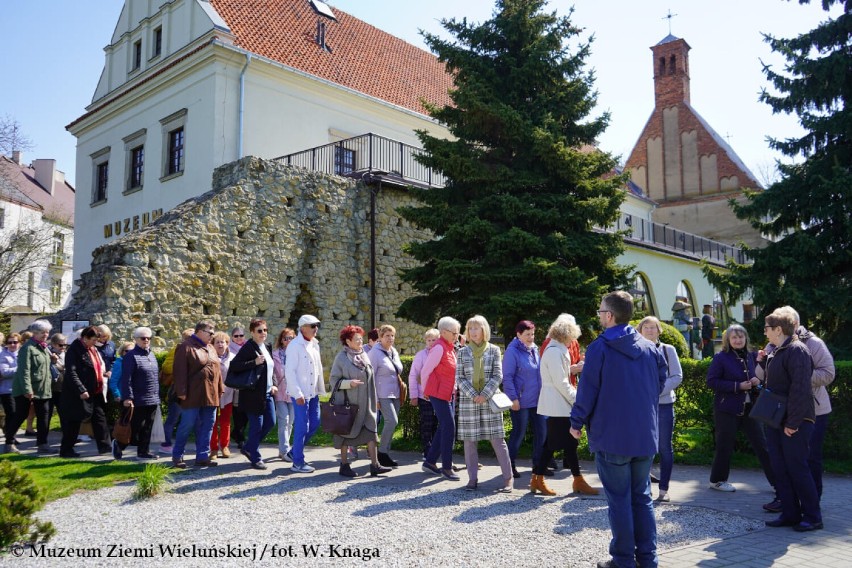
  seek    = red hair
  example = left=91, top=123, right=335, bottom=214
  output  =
left=339, top=325, right=365, bottom=345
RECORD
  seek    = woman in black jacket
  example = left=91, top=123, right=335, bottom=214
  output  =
left=761, top=309, right=821, bottom=532
left=60, top=326, right=111, bottom=457
left=228, top=319, right=277, bottom=469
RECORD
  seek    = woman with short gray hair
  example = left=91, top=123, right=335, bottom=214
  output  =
left=113, top=326, right=161, bottom=460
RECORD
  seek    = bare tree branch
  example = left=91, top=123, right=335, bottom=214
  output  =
left=0, top=115, right=35, bottom=157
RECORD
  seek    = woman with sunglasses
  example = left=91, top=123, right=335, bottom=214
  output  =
left=229, top=319, right=277, bottom=470
left=272, top=328, right=296, bottom=462
left=0, top=333, right=21, bottom=453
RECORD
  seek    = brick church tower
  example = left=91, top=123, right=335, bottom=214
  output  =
left=625, top=35, right=766, bottom=248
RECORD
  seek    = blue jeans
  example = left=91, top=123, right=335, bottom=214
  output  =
left=425, top=397, right=455, bottom=470
left=162, top=399, right=183, bottom=445
left=657, top=404, right=675, bottom=491
left=172, top=405, right=216, bottom=461
left=291, top=396, right=320, bottom=467
left=766, top=421, right=821, bottom=524
left=508, top=406, right=546, bottom=467
left=245, top=394, right=277, bottom=464
left=808, top=413, right=828, bottom=499
left=275, top=400, right=294, bottom=455
left=595, top=452, right=657, bottom=568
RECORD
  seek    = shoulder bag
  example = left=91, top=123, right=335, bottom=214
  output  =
left=225, top=350, right=263, bottom=390
left=749, top=387, right=787, bottom=429
left=383, top=348, right=408, bottom=401
left=321, top=379, right=360, bottom=435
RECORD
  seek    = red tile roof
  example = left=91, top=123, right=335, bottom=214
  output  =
left=0, top=156, right=75, bottom=225
left=209, top=0, right=453, bottom=114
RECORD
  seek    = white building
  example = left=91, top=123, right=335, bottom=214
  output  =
left=0, top=153, right=75, bottom=331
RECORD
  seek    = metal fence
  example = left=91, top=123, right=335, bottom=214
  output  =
left=274, top=132, right=445, bottom=188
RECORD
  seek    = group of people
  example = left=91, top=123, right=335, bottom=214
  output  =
left=0, top=293, right=836, bottom=568
left=704, top=306, right=834, bottom=536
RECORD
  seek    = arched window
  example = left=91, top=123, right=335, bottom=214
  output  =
left=659, top=57, right=666, bottom=76
left=669, top=54, right=676, bottom=75
left=631, top=273, right=654, bottom=317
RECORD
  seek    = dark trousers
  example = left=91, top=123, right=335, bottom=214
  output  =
left=535, top=416, right=580, bottom=476
left=417, top=398, right=437, bottom=458
left=61, top=395, right=111, bottom=455
left=766, top=421, right=821, bottom=524
left=49, top=389, right=63, bottom=426
left=117, top=404, right=158, bottom=456
left=232, top=404, right=249, bottom=444
left=425, top=397, right=455, bottom=470
left=1, top=394, right=15, bottom=439
left=5, top=396, right=50, bottom=445
left=808, top=413, right=829, bottom=499
left=710, top=407, right=775, bottom=488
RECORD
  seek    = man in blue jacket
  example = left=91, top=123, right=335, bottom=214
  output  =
left=571, top=291, right=667, bottom=568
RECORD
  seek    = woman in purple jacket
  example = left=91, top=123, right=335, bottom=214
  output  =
left=502, top=320, right=546, bottom=479
left=706, top=324, right=775, bottom=493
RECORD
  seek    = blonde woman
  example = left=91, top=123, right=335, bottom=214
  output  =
left=456, top=315, right=512, bottom=492
left=637, top=316, right=682, bottom=502
left=533, top=315, right=597, bottom=495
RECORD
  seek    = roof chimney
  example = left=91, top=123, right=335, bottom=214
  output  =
left=32, top=159, right=57, bottom=195
left=11, top=150, right=22, bottom=165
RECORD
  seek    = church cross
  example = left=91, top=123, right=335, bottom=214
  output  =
left=662, top=9, right=678, bottom=35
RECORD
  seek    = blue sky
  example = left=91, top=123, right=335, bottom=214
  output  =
left=0, top=0, right=839, bottom=187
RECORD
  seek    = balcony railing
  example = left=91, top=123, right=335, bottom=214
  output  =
left=609, top=214, right=748, bottom=266
left=274, top=133, right=446, bottom=189
left=276, top=133, right=746, bottom=266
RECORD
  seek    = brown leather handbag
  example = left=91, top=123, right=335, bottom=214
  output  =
left=112, top=406, right=134, bottom=445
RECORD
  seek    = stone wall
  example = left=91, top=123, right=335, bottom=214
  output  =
left=55, top=157, right=432, bottom=370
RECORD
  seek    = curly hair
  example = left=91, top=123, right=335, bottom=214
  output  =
left=339, top=325, right=365, bottom=345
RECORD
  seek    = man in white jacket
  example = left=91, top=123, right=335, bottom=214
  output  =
left=285, top=315, right=325, bottom=473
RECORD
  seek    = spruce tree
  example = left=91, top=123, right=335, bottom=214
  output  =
left=705, top=0, right=851, bottom=355
left=397, top=0, right=629, bottom=340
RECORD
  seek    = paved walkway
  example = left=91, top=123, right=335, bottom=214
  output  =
left=9, top=434, right=852, bottom=566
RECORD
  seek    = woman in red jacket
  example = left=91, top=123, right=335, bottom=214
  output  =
left=419, top=316, right=461, bottom=481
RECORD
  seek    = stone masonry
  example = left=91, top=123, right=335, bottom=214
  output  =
left=55, top=157, right=431, bottom=369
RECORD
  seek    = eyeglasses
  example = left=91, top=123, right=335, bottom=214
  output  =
left=255, top=329, right=268, bottom=333
left=283, top=336, right=295, bottom=341
left=597, top=310, right=611, bottom=315
left=200, top=329, right=214, bottom=335
left=232, top=334, right=245, bottom=338
left=6, top=341, right=19, bottom=345
left=137, top=337, right=151, bottom=341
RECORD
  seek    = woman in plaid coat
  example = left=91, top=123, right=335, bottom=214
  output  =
left=456, top=315, right=513, bottom=493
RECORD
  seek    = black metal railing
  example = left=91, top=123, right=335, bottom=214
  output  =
left=276, top=133, right=746, bottom=266
left=274, top=132, right=445, bottom=188
left=608, top=214, right=748, bottom=266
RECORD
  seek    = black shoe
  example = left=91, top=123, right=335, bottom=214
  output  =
left=548, top=458, right=558, bottom=470
left=597, top=561, right=616, bottom=568
left=377, top=452, right=398, bottom=468
left=542, top=468, right=555, bottom=477
left=765, top=517, right=799, bottom=528
left=370, top=463, right=392, bottom=477
left=195, top=459, right=219, bottom=467
left=137, top=453, right=158, bottom=460
left=340, top=463, right=359, bottom=478
left=650, top=472, right=661, bottom=484
left=111, top=439, right=123, bottom=460
left=60, top=451, right=81, bottom=458
left=237, top=441, right=244, bottom=450
left=512, top=465, right=521, bottom=479
left=240, top=449, right=252, bottom=461
left=763, top=498, right=783, bottom=513
left=793, top=521, right=823, bottom=532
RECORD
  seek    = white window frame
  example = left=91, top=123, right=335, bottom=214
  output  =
left=90, top=146, right=111, bottom=206
left=160, top=109, right=187, bottom=182
left=123, top=129, right=147, bottom=194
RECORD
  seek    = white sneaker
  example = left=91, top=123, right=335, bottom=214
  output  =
left=78, top=435, right=92, bottom=442
left=291, top=463, right=315, bottom=474
left=279, top=451, right=293, bottom=463
left=709, top=481, right=736, bottom=492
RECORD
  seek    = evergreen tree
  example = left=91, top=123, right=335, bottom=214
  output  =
left=705, top=0, right=851, bottom=355
left=397, top=0, right=629, bottom=340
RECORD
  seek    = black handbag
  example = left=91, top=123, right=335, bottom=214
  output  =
left=225, top=365, right=261, bottom=390
left=749, top=387, right=787, bottom=429
left=321, top=380, right=359, bottom=435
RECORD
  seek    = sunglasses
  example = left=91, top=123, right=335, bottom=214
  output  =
left=138, top=337, right=152, bottom=341
left=283, top=337, right=295, bottom=341
left=309, top=324, right=320, bottom=329
left=255, top=329, right=268, bottom=333
left=232, top=334, right=245, bottom=338
left=6, top=341, right=19, bottom=345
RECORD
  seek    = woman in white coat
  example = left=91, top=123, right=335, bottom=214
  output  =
left=532, top=315, right=598, bottom=496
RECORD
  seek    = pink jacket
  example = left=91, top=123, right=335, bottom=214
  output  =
left=272, top=347, right=292, bottom=403
left=408, top=347, right=430, bottom=400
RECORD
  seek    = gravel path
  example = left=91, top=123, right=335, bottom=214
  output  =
left=5, top=448, right=765, bottom=567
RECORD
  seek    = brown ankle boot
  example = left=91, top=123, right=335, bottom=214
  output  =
left=572, top=474, right=599, bottom=495
left=529, top=474, right=556, bottom=496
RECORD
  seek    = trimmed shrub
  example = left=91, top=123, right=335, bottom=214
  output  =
left=0, top=459, right=56, bottom=548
